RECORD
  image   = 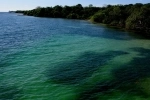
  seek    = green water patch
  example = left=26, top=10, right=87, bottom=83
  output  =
left=47, top=50, right=128, bottom=85
left=75, top=47, right=150, bottom=100
left=113, top=47, right=150, bottom=83
left=1, top=36, right=150, bottom=100
left=138, top=78, right=150, bottom=95
left=0, top=84, right=22, bottom=100
left=112, top=47, right=150, bottom=96
left=77, top=80, right=148, bottom=100
left=0, top=50, right=26, bottom=68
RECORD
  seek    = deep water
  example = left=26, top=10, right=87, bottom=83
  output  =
left=1, top=12, right=150, bottom=100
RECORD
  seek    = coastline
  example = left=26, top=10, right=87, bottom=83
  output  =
left=88, top=19, right=150, bottom=39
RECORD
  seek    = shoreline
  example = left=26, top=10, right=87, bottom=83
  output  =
left=88, top=19, right=150, bottom=39
left=13, top=11, right=150, bottom=39
left=14, top=3, right=150, bottom=39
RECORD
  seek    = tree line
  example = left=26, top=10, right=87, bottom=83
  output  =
left=15, top=3, right=150, bottom=36
left=16, top=4, right=100, bottom=19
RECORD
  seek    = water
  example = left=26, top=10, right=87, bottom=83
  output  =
left=0, top=12, right=150, bottom=100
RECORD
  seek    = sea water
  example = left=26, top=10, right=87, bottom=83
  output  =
left=0, top=12, right=150, bottom=100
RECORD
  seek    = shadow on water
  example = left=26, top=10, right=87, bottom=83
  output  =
left=0, top=51, right=25, bottom=68
left=78, top=47, right=150, bottom=100
left=113, top=47, right=150, bottom=83
left=47, top=51, right=128, bottom=85
left=0, top=85, right=22, bottom=100
left=0, top=58, right=15, bottom=68
left=78, top=80, right=116, bottom=100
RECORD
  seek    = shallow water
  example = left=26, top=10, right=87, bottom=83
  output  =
left=0, top=12, right=150, bottom=100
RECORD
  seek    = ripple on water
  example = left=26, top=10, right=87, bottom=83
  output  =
left=1, top=13, right=150, bottom=100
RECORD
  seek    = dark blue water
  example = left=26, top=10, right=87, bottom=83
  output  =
left=1, top=12, right=150, bottom=100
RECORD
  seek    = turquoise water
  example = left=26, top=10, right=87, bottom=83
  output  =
left=1, top=12, right=150, bottom=100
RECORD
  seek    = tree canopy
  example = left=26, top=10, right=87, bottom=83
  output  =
left=16, top=4, right=100, bottom=19
left=91, top=3, right=150, bottom=35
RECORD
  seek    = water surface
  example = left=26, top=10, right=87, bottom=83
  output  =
left=0, top=12, right=150, bottom=100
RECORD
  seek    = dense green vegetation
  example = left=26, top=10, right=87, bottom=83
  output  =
left=16, top=4, right=100, bottom=19
left=16, top=3, right=150, bottom=36
left=91, top=3, right=150, bottom=36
